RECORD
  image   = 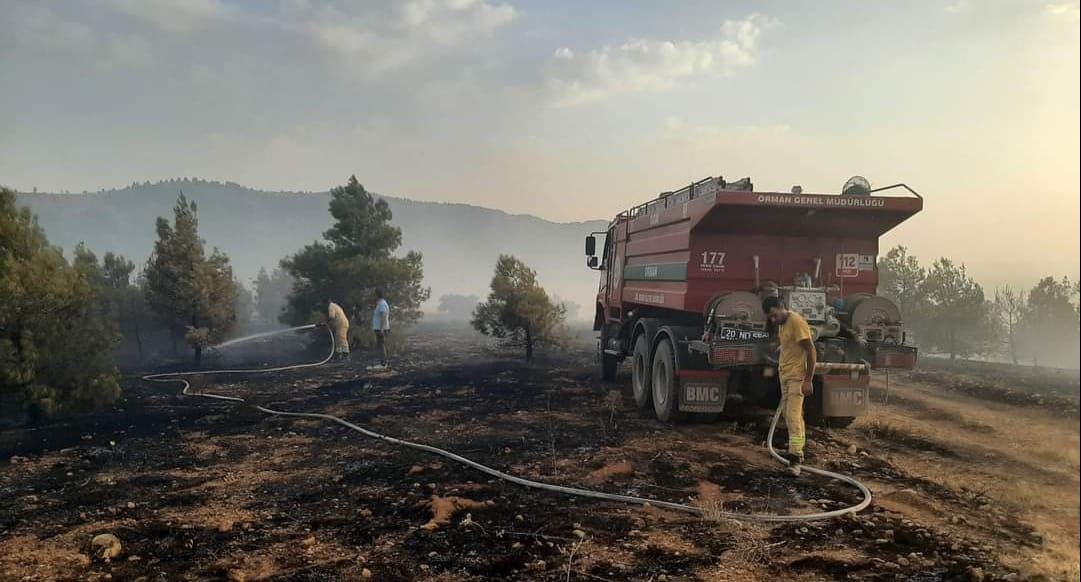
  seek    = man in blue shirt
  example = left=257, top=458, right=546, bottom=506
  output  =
left=372, top=289, right=390, bottom=369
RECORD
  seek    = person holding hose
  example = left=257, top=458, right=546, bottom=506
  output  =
left=371, top=289, right=390, bottom=370
left=327, top=299, right=350, bottom=361
left=763, top=296, right=817, bottom=476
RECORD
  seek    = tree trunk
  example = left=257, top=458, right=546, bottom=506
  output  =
left=949, top=326, right=956, bottom=360
left=194, top=346, right=202, bottom=367
left=525, top=327, right=533, bottom=362
left=134, top=321, right=144, bottom=363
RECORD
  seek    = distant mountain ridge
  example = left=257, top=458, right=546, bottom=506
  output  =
left=16, top=179, right=607, bottom=315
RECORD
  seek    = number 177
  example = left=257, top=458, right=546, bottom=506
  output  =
left=701, top=251, right=725, bottom=265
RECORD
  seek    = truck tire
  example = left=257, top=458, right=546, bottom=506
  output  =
left=824, top=416, right=856, bottom=428
left=651, top=338, right=683, bottom=423
left=631, top=335, right=652, bottom=410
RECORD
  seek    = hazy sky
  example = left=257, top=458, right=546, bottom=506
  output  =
left=2, top=0, right=1078, bottom=288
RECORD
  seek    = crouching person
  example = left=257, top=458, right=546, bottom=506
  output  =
left=327, top=299, right=350, bottom=361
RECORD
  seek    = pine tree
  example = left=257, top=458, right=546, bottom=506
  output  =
left=472, top=255, right=566, bottom=361
left=1, top=188, right=121, bottom=418
left=281, top=176, right=430, bottom=333
left=1020, top=277, right=1079, bottom=367
left=877, top=246, right=929, bottom=337
left=923, top=258, right=994, bottom=359
left=144, top=194, right=238, bottom=363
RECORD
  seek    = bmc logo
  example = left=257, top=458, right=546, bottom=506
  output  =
left=685, top=384, right=723, bottom=402
left=829, top=390, right=865, bottom=406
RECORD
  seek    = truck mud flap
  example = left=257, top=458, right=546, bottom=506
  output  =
left=820, top=372, right=870, bottom=417
left=677, top=370, right=728, bottom=413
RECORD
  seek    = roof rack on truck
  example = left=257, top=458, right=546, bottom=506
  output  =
left=622, top=176, right=754, bottom=219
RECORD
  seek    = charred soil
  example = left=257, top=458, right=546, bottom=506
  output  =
left=1, top=327, right=1076, bottom=581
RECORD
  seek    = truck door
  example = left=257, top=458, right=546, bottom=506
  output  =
left=604, top=224, right=623, bottom=321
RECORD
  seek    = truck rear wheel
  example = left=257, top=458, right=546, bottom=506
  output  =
left=631, top=335, right=652, bottom=410
left=652, top=338, right=682, bottom=423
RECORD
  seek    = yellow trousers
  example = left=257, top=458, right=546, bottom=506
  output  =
left=781, top=379, right=806, bottom=456
left=332, top=322, right=350, bottom=354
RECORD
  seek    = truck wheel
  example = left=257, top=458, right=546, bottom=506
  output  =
left=631, top=335, right=652, bottom=410
left=824, top=416, right=856, bottom=428
left=652, top=338, right=683, bottom=423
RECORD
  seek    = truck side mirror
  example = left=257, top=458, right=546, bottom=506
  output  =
left=587, top=256, right=599, bottom=269
left=585, top=235, right=596, bottom=256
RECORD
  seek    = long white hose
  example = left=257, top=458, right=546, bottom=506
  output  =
left=142, top=325, right=871, bottom=522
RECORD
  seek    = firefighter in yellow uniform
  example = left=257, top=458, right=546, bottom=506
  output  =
left=763, top=295, right=817, bottom=476
left=327, top=300, right=350, bottom=361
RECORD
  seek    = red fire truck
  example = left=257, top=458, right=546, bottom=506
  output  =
left=585, top=176, right=923, bottom=426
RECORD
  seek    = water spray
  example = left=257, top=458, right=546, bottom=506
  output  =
left=143, top=326, right=871, bottom=522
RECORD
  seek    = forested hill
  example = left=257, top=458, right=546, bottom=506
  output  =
left=17, top=179, right=607, bottom=314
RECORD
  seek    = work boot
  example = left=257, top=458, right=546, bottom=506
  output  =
left=782, top=452, right=804, bottom=477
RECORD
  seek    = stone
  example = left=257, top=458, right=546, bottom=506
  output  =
left=217, top=519, right=235, bottom=533
left=847, top=445, right=858, bottom=454
left=964, top=566, right=985, bottom=581
left=91, top=533, right=122, bottom=560
left=361, top=568, right=373, bottom=579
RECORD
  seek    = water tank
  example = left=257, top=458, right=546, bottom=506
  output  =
left=709, top=291, right=766, bottom=323
left=844, top=294, right=901, bottom=327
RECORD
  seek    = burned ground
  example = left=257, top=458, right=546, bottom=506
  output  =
left=2, top=326, right=1078, bottom=581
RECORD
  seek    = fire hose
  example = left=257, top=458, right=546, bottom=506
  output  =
left=142, top=325, right=871, bottom=522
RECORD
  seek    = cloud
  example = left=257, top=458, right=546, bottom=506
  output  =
left=104, top=0, right=232, bottom=33
left=4, top=3, right=151, bottom=68
left=7, top=4, right=96, bottom=55
left=105, top=0, right=232, bottom=33
left=1045, top=1, right=1081, bottom=22
left=98, top=32, right=153, bottom=68
left=298, top=0, right=517, bottom=75
left=545, top=14, right=777, bottom=107
left=943, top=0, right=969, bottom=14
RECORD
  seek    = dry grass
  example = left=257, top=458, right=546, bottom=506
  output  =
left=858, top=378, right=1081, bottom=582
left=699, top=502, right=777, bottom=565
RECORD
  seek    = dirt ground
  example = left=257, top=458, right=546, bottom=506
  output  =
left=2, top=326, right=1078, bottom=581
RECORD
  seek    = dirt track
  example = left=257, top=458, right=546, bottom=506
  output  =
left=2, top=326, right=1078, bottom=581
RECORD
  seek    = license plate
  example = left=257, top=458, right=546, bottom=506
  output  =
left=681, top=382, right=727, bottom=413
left=715, top=327, right=769, bottom=342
